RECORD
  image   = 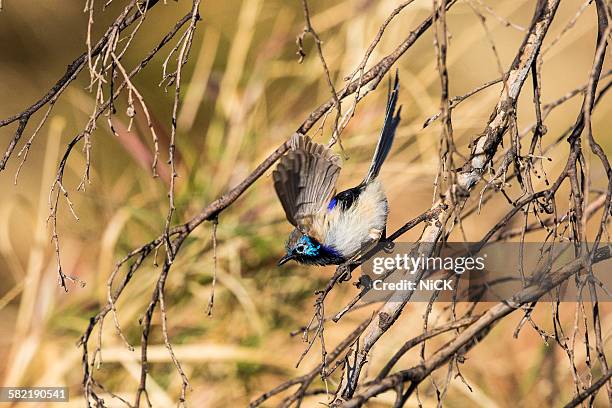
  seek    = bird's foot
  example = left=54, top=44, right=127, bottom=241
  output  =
left=355, top=274, right=373, bottom=290
left=337, top=263, right=353, bottom=282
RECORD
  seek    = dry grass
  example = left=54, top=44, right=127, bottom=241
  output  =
left=0, top=0, right=610, bottom=406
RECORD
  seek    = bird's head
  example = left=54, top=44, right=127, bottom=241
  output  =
left=278, top=229, right=344, bottom=266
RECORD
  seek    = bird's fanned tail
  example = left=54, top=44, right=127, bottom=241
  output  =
left=363, top=71, right=401, bottom=185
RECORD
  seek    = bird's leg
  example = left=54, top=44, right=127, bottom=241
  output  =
left=337, top=262, right=356, bottom=282
left=339, top=243, right=375, bottom=282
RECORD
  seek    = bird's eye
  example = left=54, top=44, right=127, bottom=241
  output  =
left=296, top=244, right=305, bottom=253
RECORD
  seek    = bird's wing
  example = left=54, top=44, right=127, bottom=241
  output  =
left=273, top=134, right=341, bottom=233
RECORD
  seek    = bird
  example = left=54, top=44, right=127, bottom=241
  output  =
left=273, top=72, right=401, bottom=267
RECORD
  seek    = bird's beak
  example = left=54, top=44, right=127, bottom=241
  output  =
left=277, top=253, right=295, bottom=266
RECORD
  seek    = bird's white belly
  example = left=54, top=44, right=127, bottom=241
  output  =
left=323, top=181, right=388, bottom=259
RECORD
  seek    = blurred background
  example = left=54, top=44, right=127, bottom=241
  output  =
left=0, top=0, right=610, bottom=406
